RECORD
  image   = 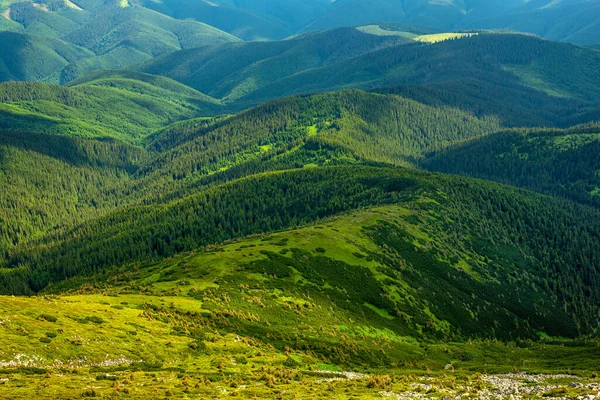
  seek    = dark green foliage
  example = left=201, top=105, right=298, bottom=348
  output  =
left=139, top=33, right=600, bottom=126
left=38, top=314, right=57, bottom=323
left=2, top=166, right=420, bottom=293
left=78, top=316, right=105, bottom=324
left=0, top=3, right=239, bottom=84
left=423, top=123, right=600, bottom=207
left=0, top=129, right=145, bottom=256
left=0, top=32, right=92, bottom=82
left=137, top=27, right=411, bottom=103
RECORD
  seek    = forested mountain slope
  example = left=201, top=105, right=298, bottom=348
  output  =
left=468, top=0, right=600, bottom=45
left=136, top=27, right=412, bottom=103
left=0, top=77, right=221, bottom=142
left=423, top=123, right=600, bottom=208
left=0, top=31, right=92, bottom=82
left=139, top=0, right=331, bottom=40
left=301, top=0, right=600, bottom=45
left=59, top=5, right=239, bottom=83
left=1, top=83, right=600, bottom=341
left=138, top=33, right=600, bottom=127
left=0, top=88, right=498, bottom=260
left=0, top=1, right=240, bottom=83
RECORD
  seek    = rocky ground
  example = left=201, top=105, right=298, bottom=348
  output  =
left=377, top=372, right=600, bottom=399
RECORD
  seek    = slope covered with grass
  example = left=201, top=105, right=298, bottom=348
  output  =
left=5, top=165, right=600, bottom=339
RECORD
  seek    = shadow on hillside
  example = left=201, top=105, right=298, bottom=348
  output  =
left=0, top=130, right=140, bottom=172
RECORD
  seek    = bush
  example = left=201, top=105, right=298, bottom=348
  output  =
left=82, top=388, right=98, bottom=397
left=39, top=314, right=57, bottom=323
left=283, top=357, right=301, bottom=368
left=367, top=375, right=392, bottom=389
left=96, top=374, right=118, bottom=381
left=188, top=340, right=207, bottom=352
left=78, top=316, right=104, bottom=324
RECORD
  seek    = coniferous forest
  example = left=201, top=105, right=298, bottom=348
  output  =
left=1, top=1, right=600, bottom=398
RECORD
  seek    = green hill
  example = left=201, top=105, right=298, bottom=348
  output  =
left=302, top=0, right=522, bottom=34
left=301, top=0, right=600, bottom=45
left=138, top=33, right=600, bottom=128
left=139, top=0, right=331, bottom=40
left=0, top=130, right=146, bottom=257
left=0, top=88, right=497, bottom=259
left=59, top=6, right=240, bottom=83
left=423, top=123, right=600, bottom=208
left=2, top=90, right=599, bottom=342
left=4, top=166, right=600, bottom=341
left=2, top=197, right=600, bottom=398
left=0, top=2, right=240, bottom=84
left=238, top=33, right=600, bottom=110
left=0, top=77, right=221, bottom=143
left=137, top=27, right=412, bottom=103
left=468, top=0, right=600, bottom=45
left=0, top=31, right=92, bottom=81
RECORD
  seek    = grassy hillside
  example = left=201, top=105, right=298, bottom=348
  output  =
left=423, top=123, right=600, bottom=208
left=4, top=165, right=600, bottom=339
left=2, top=225, right=600, bottom=398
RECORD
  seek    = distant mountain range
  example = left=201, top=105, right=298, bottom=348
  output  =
left=2, top=0, right=600, bottom=45
left=1, top=0, right=599, bottom=86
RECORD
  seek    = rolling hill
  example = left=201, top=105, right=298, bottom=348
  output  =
left=4, top=165, right=600, bottom=341
left=136, top=27, right=413, bottom=103
left=0, top=1, right=240, bottom=83
left=140, top=0, right=331, bottom=40
left=1, top=88, right=599, bottom=343
left=468, top=0, right=600, bottom=45
left=138, top=32, right=600, bottom=127
left=0, top=74, right=222, bottom=142
left=0, top=31, right=92, bottom=81
left=0, top=87, right=498, bottom=260
left=302, top=0, right=600, bottom=45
